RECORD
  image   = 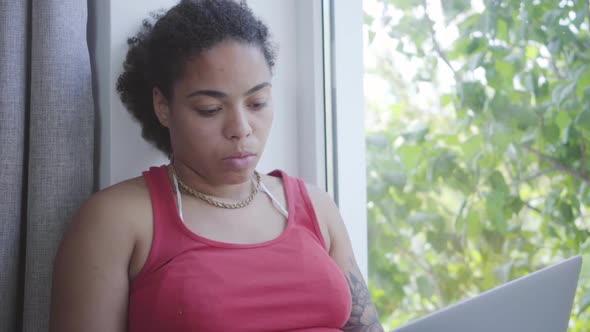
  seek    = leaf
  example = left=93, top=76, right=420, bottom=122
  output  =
left=503, top=51, right=523, bottom=64
left=547, top=39, right=562, bottom=55
left=466, top=208, right=482, bottom=239
left=482, top=229, right=506, bottom=253
left=557, top=202, right=574, bottom=223
left=384, top=170, right=407, bottom=190
left=578, top=289, right=590, bottom=315
left=520, top=129, right=538, bottom=145
left=368, top=30, right=376, bottom=45
left=553, top=83, right=577, bottom=107
left=364, top=13, right=374, bottom=26
left=466, top=37, right=487, bottom=55
left=577, top=71, right=590, bottom=99
left=512, top=107, right=538, bottom=130
left=542, top=123, right=560, bottom=145
left=461, top=135, right=485, bottom=160
left=488, top=123, right=514, bottom=155
left=487, top=190, right=508, bottom=234
left=427, top=230, right=447, bottom=251
left=542, top=9, right=562, bottom=27
left=525, top=45, right=539, bottom=59
left=580, top=183, right=590, bottom=206
left=495, top=18, right=509, bottom=41
left=555, top=110, right=572, bottom=134
left=572, top=8, right=586, bottom=28
left=459, top=81, right=487, bottom=112
left=440, top=93, right=455, bottom=107
left=458, top=13, right=482, bottom=33
left=506, top=196, right=524, bottom=216
left=441, top=0, right=471, bottom=23
left=524, top=72, right=538, bottom=98
left=427, top=151, right=458, bottom=185
left=494, top=262, right=513, bottom=284
left=388, top=0, right=422, bottom=10
left=401, top=124, right=429, bottom=143
left=454, top=198, right=468, bottom=229
left=490, top=93, right=537, bottom=130
left=407, top=213, right=440, bottom=226
left=489, top=171, right=510, bottom=196
left=416, top=275, right=435, bottom=298
left=571, top=65, right=589, bottom=82
left=574, top=106, right=590, bottom=139
left=397, top=144, right=422, bottom=171
left=563, top=124, right=577, bottom=144
left=494, top=59, right=516, bottom=82
left=467, top=53, right=485, bottom=71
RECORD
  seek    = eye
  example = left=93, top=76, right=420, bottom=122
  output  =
left=249, top=101, right=267, bottom=110
left=196, top=107, right=222, bottom=117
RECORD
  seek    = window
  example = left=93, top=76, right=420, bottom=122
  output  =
left=360, top=0, right=590, bottom=330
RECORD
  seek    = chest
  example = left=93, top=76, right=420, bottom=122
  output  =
left=180, top=194, right=288, bottom=244
left=129, top=233, right=352, bottom=332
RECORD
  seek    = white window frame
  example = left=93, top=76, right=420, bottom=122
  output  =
left=323, top=0, right=368, bottom=278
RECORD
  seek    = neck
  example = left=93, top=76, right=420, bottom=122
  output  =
left=170, top=161, right=254, bottom=201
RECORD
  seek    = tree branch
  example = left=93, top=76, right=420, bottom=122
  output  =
left=522, top=145, right=590, bottom=184
left=518, top=168, right=557, bottom=183
left=505, top=163, right=519, bottom=193
left=550, top=58, right=565, bottom=80
left=422, top=0, right=459, bottom=81
left=397, top=247, right=447, bottom=308
left=581, top=139, right=587, bottom=178
left=523, top=201, right=544, bottom=215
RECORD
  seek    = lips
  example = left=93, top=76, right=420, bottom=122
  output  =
left=222, top=152, right=257, bottom=170
left=224, top=151, right=256, bottom=159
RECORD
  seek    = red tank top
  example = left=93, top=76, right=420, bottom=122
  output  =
left=128, top=166, right=352, bottom=332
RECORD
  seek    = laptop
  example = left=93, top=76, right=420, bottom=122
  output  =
left=392, top=256, right=583, bottom=332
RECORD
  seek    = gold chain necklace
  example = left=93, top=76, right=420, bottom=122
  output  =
left=170, top=164, right=261, bottom=209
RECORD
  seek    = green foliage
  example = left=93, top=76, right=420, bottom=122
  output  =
left=364, top=0, right=590, bottom=330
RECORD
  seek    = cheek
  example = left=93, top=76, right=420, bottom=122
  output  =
left=257, top=108, right=274, bottom=134
left=171, top=114, right=213, bottom=148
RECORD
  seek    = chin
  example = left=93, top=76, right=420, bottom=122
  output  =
left=220, top=168, right=256, bottom=184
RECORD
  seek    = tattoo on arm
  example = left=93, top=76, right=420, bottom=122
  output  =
left=343, top=257, right=385, bottom=332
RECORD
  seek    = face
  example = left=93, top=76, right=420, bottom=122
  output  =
left=153, top=40, right=273, bottom=185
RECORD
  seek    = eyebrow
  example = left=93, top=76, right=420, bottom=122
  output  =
left=186, top=82, right=271, bottom=99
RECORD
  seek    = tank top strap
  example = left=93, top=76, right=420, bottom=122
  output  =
left=268, top=170, right=328, bottom=250
left=133, top=165, right=188, bottom=289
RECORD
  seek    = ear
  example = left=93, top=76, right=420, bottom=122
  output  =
left=153, top=87, right=171, bottom=128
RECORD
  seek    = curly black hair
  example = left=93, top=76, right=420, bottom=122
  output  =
left=116, top=0, right=276, bottom=156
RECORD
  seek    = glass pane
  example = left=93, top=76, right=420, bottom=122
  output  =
left=363, top=0, right=590, bottom=330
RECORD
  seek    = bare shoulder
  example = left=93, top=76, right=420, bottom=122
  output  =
left=50, top=176, right=151, bottom=332
left=302, top=182, right=342, bottom=252
left=63, top=176, right=151, bottom=247
left=303, top=182, right=339, bottom=214
left=78, top=176, right=150, bottom=225
left=85, top=176, right=150, bottom=214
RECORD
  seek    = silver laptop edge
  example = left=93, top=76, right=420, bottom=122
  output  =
left=392, top=255, right=583, bottom=332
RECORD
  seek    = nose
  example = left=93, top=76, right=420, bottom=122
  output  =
left=223, top=106, right=252, bottom=140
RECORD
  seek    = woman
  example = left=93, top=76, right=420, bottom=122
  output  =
left=50, top=1, right=384, bottom=331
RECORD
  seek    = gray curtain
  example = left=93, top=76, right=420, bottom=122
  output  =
left=0, top=1, right=95, bottom=331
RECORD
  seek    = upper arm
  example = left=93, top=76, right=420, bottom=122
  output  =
left=306, top=183, right=384, bottom=332
left=50, top=190, right=136, bottom=332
